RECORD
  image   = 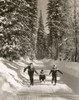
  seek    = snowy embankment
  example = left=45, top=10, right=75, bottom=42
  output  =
left=0, top=59, right=22, bottom=94
left=0, top=58, right=27, bottom=94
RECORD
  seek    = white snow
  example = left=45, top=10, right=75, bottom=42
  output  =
left=33, top=60, right=43, bottom=63
left=33, top=62, right=44, bottom=67
left=51, top=83, right=72, bottom=93
left=20, top=57, right=32, bottom=63
left=13, top=60, right=27, bottom=66
left=20, top=68, right=29, bottom=80
left=7, top=63, right=17, bottom=69
left=0, top=61, right=22, bottom=92
left=0, top=58, right=74, bottom=96
left=2, top=82, right=13, bottom=93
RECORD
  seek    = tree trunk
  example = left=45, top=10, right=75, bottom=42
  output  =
left=74, top=0, right=77, bottom=62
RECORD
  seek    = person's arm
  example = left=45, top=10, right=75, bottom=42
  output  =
left=49, top=70, right=52, bottom=75
left=34, top=69, right=39, bottom=75
left=58, top=70, right=63, bottom=74
left=24, top=66, right=28, bottom=72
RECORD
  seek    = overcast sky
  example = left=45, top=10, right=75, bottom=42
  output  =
left=38, top=0, right=48, bottom=32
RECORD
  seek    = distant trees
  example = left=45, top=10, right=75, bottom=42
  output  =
left=47, top=0, right=66, bottom=59
left=61, top=0, right=79, bottom=62
left=24, top=0, right=38, bottom=59
left=36, top=11, right=46, bottom=59
left=0, top=0, right=79, bottom=62
left=46, top=0, right=79, bottom=61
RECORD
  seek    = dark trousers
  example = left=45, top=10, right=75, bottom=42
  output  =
left=29, top=74, right=34, bottom=85
left=39, top=75, right=45, bottom=82
left=52, top=75, right=57, bottom=84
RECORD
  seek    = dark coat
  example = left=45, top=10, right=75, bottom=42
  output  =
left=49, top=69, right=63, bottom=76
left=24, top=66, right=38, bottom=76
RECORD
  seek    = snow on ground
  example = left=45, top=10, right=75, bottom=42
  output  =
left=37, top=97, right=69, bottom=100
left=33, top=59, right=45, bottom=68
left=13, top=60, right=27, bottom=67
left=6, top=63, right=18, bottom=69
left=34, top=75, right=60, bottom=80
left=42, top=59, right=79, bottom=78
left=21, top=82, right=72, bottom=94
left=13, top=58, right=44, bottom=68
left=20, top=69, right=29, bottom=80
left=0, top=58, right=78, bottom=94
left=0, top=60, right=23, bottom=93
left=33, top=59, right=44, bottom=64
left=0, top=57, right=46, bottom=94
left=54, top=61, right=79, bottom=78
left=0, top=58, right=79, bottom=100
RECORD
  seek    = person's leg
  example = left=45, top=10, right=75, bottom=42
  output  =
left=29, top=74, right=33, bottom=85
left=39, top=75, right=42, bottom=82
left=55, top=75, right=57, bottom=85
left=31, top=75, right=34, bottom=85
left=44, top=75, right=46, bottom=82
left=42, top=75, right=45, bottom=82
left=29, top=75, right=32, bottom=85
left=52, top=76, right=54, bottom=83
left=41, top=75, right=43, bottom=82
left=40, top=75, right=44, bottom=82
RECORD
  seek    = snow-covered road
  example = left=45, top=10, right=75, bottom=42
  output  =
left=17, top=70, right=79, bottom=100
left=0, top=58, right=79, bottom=100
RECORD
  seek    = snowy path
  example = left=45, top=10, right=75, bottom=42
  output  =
left=0, top=59, right=79, bottom=100
left=17, top=70, right=79, bottom=100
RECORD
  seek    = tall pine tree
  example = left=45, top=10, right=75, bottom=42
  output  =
left=0, top=0, right=38, bottom=60
left=47, top=0, right=71, bottom=60
left=36, top=11, right=46, bottom=59
left=26, top=0, right=38, bottom=59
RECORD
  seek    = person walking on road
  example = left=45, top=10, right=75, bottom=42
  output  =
left=49, top=65, right=63, bottom=85
left=24, top=63, right=38, bottom=85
